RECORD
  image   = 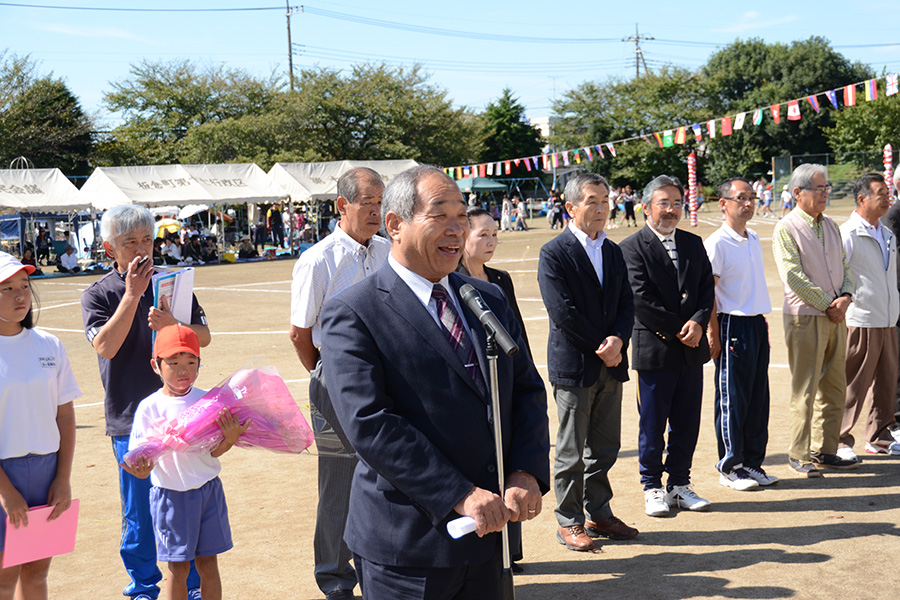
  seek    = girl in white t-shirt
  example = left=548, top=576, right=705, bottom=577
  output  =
left=0, top=252, right=80, bottom=600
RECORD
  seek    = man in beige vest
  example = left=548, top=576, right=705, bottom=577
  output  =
left=773, top=163, right=859, bottom=477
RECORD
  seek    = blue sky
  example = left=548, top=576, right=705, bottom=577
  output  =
left=1, top=0, right=898, bottom=129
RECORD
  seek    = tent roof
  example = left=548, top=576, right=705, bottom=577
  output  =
left=455, top=177, right=508, bottom=193
left=79, top=164, right=289, bottom=210
left=0, top=168, right=87, bottom=211
left=268, top=160, right=418, bottom=202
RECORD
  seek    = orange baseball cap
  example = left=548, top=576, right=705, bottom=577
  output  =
left=154, top=324, right=200, bottom=359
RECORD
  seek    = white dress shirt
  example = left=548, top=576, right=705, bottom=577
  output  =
left=290, top=223, right=390, bottom=348
left=568, top=221, right=606, bottom=284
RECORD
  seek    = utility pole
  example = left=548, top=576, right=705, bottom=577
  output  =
left=622, top=23, right=653, bottom=78
left=286, top=3, right=302, bottom=91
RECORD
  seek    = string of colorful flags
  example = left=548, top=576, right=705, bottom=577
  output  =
left=443, top=72, right=900, bottom=180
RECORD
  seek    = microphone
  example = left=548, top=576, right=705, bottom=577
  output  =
left=459, top=283, right=519, bottom=357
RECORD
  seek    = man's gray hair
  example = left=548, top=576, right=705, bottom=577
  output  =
left=788, top=163, right=828, bottom=195
left=564, top=173, right=610, bottom=206
left=643, top=175, right=684, bottom=205
left=382, top=165, right=455, bottom=223
left=100, top=205, right=154, bottom=246
left=337, top=167, right=383, bottom=203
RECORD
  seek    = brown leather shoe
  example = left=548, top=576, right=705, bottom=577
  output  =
left=585, top=515, right=638, bottom=540
left=556, top=524, right=596, bottom=551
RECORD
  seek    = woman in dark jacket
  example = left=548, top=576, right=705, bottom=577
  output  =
left=456, top=205, right=532, bottom=570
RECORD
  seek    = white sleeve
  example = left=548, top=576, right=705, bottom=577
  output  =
left=54, top=338, right=81, bottom=406
left=704, top=236, right=723, bottom=277
left=290, top=255, right=326, bottom=329
left=128, top=399, right=154, bottom=451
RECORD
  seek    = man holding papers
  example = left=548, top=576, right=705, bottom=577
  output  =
left=80, top=205, right=210, bottom=600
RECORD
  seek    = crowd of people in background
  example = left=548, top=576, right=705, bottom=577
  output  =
left=3, top=163, right=900, bottom=600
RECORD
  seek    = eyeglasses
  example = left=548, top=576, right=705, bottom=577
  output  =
left=652, top=200, right=684, bottom=210
left=721, top=196, right=759, bottom=204
left=800, top=184, right=833, bottom=195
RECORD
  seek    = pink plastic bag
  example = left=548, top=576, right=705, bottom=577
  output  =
left=124, top=366, right=314, bottom=467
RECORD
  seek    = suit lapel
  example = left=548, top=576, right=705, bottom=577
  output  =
left=674, top=230, right=690, bottom=290
left=563, top=228, right=602, bottom=289
left=376, top=267, right=486, bottom=399
left=642, top=226, right=677, bottom=282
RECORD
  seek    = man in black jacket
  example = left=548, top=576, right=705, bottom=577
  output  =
left=620, top=175, right=715, bottom=517
left=538, top=173, right=636, bottom=552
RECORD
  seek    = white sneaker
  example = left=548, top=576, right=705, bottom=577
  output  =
left=865, top=441, right=900, bottom=455
left=719, top=468, right=760, bottom=491
left=743, top=466, right=779, bottom=486
left=667, top=484, right=711, bottom=511
left=889, top=426, right=900, bottom=444
left=836, top=446, right=859, bottom=461
left=644, top=488, right=670, bottom=517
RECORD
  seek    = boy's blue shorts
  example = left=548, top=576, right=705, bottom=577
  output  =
left=0, top=453, right=58, bottom=553
left=150, top=476, right=232, bottom=562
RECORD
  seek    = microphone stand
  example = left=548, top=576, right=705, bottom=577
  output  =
left=486, top=332, right=515, bottom=600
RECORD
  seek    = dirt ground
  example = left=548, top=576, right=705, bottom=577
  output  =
left=36, top=196, right=899, bottom=600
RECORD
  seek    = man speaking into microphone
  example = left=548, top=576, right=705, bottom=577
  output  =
left=320, top=165, right=550, bottom=599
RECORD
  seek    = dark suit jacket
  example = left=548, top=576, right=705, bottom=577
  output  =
left=538, top=227, right=634, bottom=386
left=320, top=265, right=550, bottom=569
left=456, top=262, right=531, bottom=353
left=619, top=225, right=715, bottom=371
left=882, top=203, right=900, bottom=297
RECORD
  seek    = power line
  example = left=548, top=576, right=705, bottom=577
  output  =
left=0, top=1, right=281, bottom=11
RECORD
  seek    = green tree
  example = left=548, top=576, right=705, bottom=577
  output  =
left=550, top=66, right=710, bottom=187
left=702, top=36, right=872, bottom=183
left=0, top=51, right=94, bottom=174
left=480, top=88, right=543, bottom=177
left=827, top=88, right=900, bottom=165
left=179, top=63, right=483, bottom=168
left=98, top=59, right=282, bottom=165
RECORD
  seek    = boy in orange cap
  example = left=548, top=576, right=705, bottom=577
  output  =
left=121, top=324, right=248, bottom=600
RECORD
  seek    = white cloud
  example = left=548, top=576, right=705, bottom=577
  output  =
left=36, top=23, right=155, bottom=44
left=713, top=14, right=800, bottom=33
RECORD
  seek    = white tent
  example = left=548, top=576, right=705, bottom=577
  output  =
left=267, top=160, right=418, bottom=203
left=0, top=168, right=87, bottom=210
left=79, top=163, right=289, bottom=210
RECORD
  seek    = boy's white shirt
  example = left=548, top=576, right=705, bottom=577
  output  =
left=129, top=386, right=222, bottom=491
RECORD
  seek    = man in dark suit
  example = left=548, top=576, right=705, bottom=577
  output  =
left=320, top=165, right=550, bottom=600
left=881, top=169, right=900, bottom=423
left=620, top=175, right=715, bottom=517
left=538, top=173, right=636, bottom=553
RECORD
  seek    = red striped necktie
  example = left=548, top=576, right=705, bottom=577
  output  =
left=432, top=284, right=484, bottom=393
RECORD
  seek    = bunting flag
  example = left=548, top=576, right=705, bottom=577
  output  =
left=574, top=150, right=581, bottom=164
left=844, top=84, right=856, bottom=106
left=534, top=156, right=541, bottom=170
left=513, top=159, right=521, bottom=167
left=478, top=163, right=486, bottom=177
left=663, top=130, right=675, bottom=147
left=643, top=135, right=655, bottom=147
left=524, top=158, right=532, bottom=172
left=562, top=151, right=570, bottom=166
left=606, top=142, right=616, bottom=157
left=692, top=123, right=702, bottom=141
left=542, top=154, right=549, bottom=169
left=887, top=73, right=899, bottom=96
left=552, top=153, right=559, bottom=168
left=734, top=112, right=746, bottom=130
left=584, top=146, right=593, bottom=161
left=787, top=100, right=801, bottom=121
left=504, top=161, right=511, bottom=175
left=865, top=78, right=877, bottom=101
left=721, top=117, right=733, bottom=136
left=675, top=126, right=687, bottom=144
left=463, top=167, right=470, bottom=177
left=825, top=89, right=839, bottom=109
left=706, top=119, right=716, bottom=138
left=807, top=94, right=821, bottom=113
left=595, top=144, right=605, bottom=158
left=652, top=132, right=663, bottom=148
left=752, top=109, right=763, bottom=125
left=486, top=163, right=494, bottom=176
left=770, top=104, right=781, bottom=123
